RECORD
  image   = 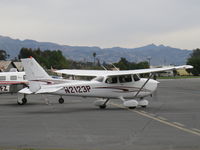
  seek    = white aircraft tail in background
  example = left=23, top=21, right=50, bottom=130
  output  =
left=18, top=57, right=193, bottom=109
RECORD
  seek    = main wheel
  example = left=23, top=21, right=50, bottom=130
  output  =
left=22, top=98, right=27, bottom=104
left=129, top=107, right=136, bottom=109
left=58, top=98, right=64, bottom=104
left=17, top=97, right=27, bottom=105
left=141, top=105, right=147, bottom=108
left=17, top=101, right=24, bottom=105
left=99, top=105, right=106, bottom=109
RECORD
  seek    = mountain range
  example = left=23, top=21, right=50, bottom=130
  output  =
left=0, top=35, right=192, bottom=65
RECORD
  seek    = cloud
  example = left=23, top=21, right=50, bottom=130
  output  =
left=0, top=0, right=200, bottom=49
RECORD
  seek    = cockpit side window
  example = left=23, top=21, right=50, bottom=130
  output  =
left=119, top=75, right=132, bottom=83
left=105, top=76, right=118, bottom=84
left=133, top=74, right=140, bottom=81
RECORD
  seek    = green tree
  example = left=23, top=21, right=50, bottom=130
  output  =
left=136, top=61, right=149, bottom=69
left=0, top=50, right=9, bottom=60
left=114, top=57, right=130, bottom=70
left=18, top=48, right=35, bottom=59
left=187, top=48, right=200, bottom=76
left=18, top=48, right=70, bottom=69
left=93, top=52, right=96, bottom=65
left=114, top=57, right=149, bottom=70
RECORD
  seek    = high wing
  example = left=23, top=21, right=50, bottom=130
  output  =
left=55, top=65, right=193, bottom=77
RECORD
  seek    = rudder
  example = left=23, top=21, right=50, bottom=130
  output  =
left=21, top=57, right=51, bottom=92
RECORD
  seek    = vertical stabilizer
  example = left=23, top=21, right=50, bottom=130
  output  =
left=21, top=57, right=51, bottom=92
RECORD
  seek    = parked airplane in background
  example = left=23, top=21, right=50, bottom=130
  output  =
left=0, top=72, right=27, bottom=93
left=18, top=57, right=193, bottom=109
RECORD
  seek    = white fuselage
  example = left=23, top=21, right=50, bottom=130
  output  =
left=49, top=78, right=158, bottom=99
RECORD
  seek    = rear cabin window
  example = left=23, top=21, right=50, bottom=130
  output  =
left=0, top=76, right=6, bottom=81
left=10, top=76, right=17, bottom=80
left=119, top=75, right=132, bottom=83
left=105, top=77, right=118, bottom=84
left=133, top=74, right=140, bottom=81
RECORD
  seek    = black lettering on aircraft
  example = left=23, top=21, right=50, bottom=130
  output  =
left=64, top=86, right=91, bottom=94
left=69, top=87, right=75, bottom=93
left=0, top=86, right=9, bottom=92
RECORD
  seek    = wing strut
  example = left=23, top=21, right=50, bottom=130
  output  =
left=134, top=73, right=154, bottom=98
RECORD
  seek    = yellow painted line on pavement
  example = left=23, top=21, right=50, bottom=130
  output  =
left=139, top=110, right=147, bottom=114
left=111, top=102, right=200, bottom=137
left=157, top=116, right=167, bottom=121
left=148, top=113, right=156, bottom=117
left=192, top=128, right=200, bottom=133
left=173, top=122, right=185, bottom=127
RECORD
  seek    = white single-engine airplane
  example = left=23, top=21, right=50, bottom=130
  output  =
left=18, top=57, right=193, bottom=109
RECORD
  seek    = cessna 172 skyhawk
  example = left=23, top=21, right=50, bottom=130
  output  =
left=18, top=57, right=193, bottom=109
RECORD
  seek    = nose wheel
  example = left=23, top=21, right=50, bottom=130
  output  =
left=58, top=97, right=64, bottom=104
left=99, top=105, right=107, bottom=109
left=141, top=105, right=147, bottom=108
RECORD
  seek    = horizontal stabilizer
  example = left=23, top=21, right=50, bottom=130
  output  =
left=36, top=87, right=63, bottom=94
left=18, top=87, right=33, bottom=94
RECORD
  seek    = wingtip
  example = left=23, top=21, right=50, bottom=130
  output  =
left=184, top=65, right=193, bottom=69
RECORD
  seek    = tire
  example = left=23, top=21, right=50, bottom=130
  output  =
left=22, top=98, right=27, bottom=104
left=129, top=107, right=136, bottom=109
left=17, top=101, right=24, bottom=105
left=99, top=105, right=106, bottom=109
left=58, top=98, right=64, bottom=104
left=141, top=105, right=147, bottom=108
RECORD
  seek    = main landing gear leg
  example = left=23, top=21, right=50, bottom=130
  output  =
left=94, top=98, right=110, bottom=109
left=58, top=96, right=64, bottom=104
left=99, top=98, right=110, bottom=109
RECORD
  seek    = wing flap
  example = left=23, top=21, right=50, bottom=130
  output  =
left=18, top=87, right=33, bottom=94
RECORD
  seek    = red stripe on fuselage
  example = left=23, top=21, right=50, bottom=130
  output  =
left=0, top=81, right=28, bottom=85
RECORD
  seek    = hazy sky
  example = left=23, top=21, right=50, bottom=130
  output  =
left=0, top=0, right=200, bottom=49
